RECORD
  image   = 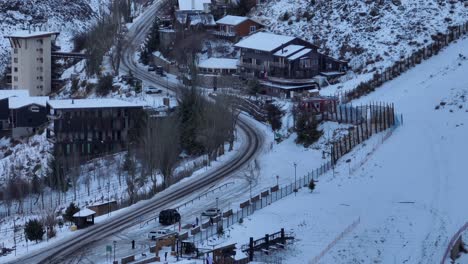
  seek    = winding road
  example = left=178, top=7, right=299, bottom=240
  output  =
left=10, top=0, right=264, bottom=263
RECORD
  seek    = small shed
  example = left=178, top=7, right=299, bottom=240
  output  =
left=73, top=208, right=96, bottom=229
left=87, top=200, right=117, bottom=217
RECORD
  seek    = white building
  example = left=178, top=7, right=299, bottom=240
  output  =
left=6, top=31, right=59, bottom=96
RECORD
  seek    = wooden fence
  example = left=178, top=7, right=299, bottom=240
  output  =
left=339, top=21, right=468, bottom=102
left=330, top=102, right=398, bottom=165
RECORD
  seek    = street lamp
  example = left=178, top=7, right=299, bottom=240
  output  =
left=293, top=162, right=297, bottom=195
left=113, top=240, right=117, bottom=263
left=276, top=175, right=279, bottom=186
left=216, top=197, right=219, bottom=210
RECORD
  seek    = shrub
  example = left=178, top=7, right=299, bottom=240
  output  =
left=282, top=12, right=290, bottom=21
left=70, top=78, right=79, bottom=94
left=24, top=219, right=45, bottom=243
left=96, top=74, right=114, bottom=96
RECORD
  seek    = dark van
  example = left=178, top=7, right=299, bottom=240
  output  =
left=159, top=209, right=181, bottom=225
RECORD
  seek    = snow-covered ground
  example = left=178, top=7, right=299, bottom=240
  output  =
left=188, top=34, right=468, bottom=264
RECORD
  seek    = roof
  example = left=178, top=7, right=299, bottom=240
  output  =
left=73, top=208, right=96, bottom=217
left=0, top=89, right=29, bottom=100
left=234, top=32, right=296, bottom=52
left=6, top=30, right=59, bottom=39
left=216, top=15, right=248, bottom=26
left=198, top=58, right=238, bottom=69
left=288, top=48, right=312, bottom=60
left=9, top=96, right=48, bottom=109
left=273, top=45, right=305, bottom=57
left=178, top=0, right=211, bottom=11
left=47, top=99, right=142, bottom=110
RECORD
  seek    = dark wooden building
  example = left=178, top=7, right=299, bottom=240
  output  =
left=0, top=90, right=29, bottom=131
left=46, top=99, right=143, bottom=158
left=9, top=96, right=48, bottom=138
left=212, top=15, right=264, bottom=41
left=73, top=208, right=96, bottom=229
left=235, top=32, right=347, bottom=80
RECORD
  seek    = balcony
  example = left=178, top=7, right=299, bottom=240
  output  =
left=210, top=30, right=236, bottom=37
left=239, top=62, right=266, bottom=71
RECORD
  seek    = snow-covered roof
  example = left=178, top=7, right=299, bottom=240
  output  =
left=9, top=96, right=48, bottom=109
left=235, top=32, right=296, bottom=52
left=178, top=0, right=211, bottom=11
left=47, top=99, right=142, bottom=110
left=216, top=15, right=248, bottom=26
left=6, top=30, right=59, bottom=39
left=273, top=45, right=305, bottom=57
left=73, top=208, right=96, bottom=217
left=0, top=89, right=29, bottom=100
left=287, top=48, right=312, bottom=60
left=198, top=58, right=238, bottom=69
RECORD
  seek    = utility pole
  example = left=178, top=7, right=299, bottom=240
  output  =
left=113, top=240, right=117, bottom=263
left=293, top=162, right=297, bottom=196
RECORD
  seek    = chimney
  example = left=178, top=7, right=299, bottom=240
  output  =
left=192, top=0, right=195, bottom=10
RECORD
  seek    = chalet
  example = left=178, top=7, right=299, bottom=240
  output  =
left=46, top=99, right=143, bottom=158
left=212, top=15, right=264, bottom=40
left=0, top=89, right=29, bottom=131
left=198, top=58, right=238, bottom=75
left=9, top=96, right=48, bottom=138
left=234, top=32, right=347, bottom=97
left=175, top=0, right=216, bottom=31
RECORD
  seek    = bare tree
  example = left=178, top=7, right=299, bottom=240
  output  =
left=241, top=160, right=261, bottom=199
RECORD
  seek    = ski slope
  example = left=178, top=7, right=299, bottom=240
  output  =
left=211, top=36, right=468, bottom=263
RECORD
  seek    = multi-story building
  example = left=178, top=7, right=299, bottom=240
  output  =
left=6, top=31, right=59, bottom=96
left=212, top=15, right=264, bottom=41
left=46, top=99, right=143, bottom=158
left=235, top=32, right=348, bottom=97
left=235, top=32, right=348, bottom=80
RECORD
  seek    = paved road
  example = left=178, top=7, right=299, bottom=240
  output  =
left=9, top=0, right=263, bottom=263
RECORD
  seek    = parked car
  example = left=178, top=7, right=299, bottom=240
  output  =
left=148, top=65, right=156, bottom=71
left=155, top=66, right=166, bottom=76
left=201, top=208, right=221, bottom=217
left=148, top=229, right=177, bottom=241
left=145, top=86, right=162, bottom=94
left=159, top=209, right=181, bottom=225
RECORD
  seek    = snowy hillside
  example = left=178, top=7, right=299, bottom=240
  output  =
left=0, top=0, right=109, bottom=74
left=252, top=0, right=468, bottom=72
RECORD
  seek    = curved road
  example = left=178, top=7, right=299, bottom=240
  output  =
left=10, top=0, right=263, bottom=263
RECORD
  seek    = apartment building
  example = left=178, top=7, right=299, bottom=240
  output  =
left=6, top=31, right=59, bottom=96
left=46, top=99, right=143, bottom=158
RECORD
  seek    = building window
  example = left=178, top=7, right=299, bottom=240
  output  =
left=13, top=48, right=18, bottom=54
left=13, top=76, right=18, bottom=82
left=13, top=67, right=18, bottom=72
left=37, top=39, right=43, bottom=45
left=37, top=58, right=44, bottom=63
left=250, top=26, right=256, bottom=33
left=30, top=106, right=40, bottom=112
left=13, top=58, right=18, bottom=63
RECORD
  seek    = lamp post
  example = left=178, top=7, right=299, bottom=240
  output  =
left=293, top=162, right=297, bottom=196
left=113, top=240, right=117, bottom=263
left=276, top=175, right=279, bottom=186
left=216, top=197, right=219, bottom=210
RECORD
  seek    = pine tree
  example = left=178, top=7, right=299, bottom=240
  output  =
left=146, top=19, right=160, bottom=52
left=64, top=202, right=80, bottom=223
left=24, top=219, right=45, bottom=243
